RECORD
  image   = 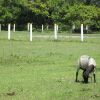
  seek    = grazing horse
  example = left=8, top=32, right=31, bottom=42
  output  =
left=75, top=55, right=96, bottom=83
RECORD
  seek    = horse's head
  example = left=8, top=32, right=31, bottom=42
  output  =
left=83, top=65, right=95, bottom=83
left=83, top=70, right=89, bottom=83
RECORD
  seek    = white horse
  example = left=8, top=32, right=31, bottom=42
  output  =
left=75, top=55, right=96, bottom=83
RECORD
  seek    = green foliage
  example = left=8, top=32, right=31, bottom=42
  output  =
left=47, top=0, right=70, bottom=25
left=64, top=4, right=100, bottom=27
left=0, top=0, right=100, bottom=30
left=92, top=6, right=100, bottom=29
left=0, top=0, right=21, bottom=23
left=27, top=1, right=48, bottom=16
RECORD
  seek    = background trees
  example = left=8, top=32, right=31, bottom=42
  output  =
left=64, top=4, right=100, bottom=27
left=0, top=0, right=100, bottom=31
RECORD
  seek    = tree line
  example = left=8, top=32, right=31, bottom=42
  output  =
left=0, top=0, right=100, bottom=31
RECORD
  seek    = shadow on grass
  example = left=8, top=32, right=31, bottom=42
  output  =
left=75, top=80, right=91, bottom=84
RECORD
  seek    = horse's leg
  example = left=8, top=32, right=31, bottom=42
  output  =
left=75, top=68, right=79, bottom=82
left=90, top=75, right=92, bottom=82
left=82, top=70, right=85, bottom=82
left=88, top=74, right=92, bottom=82
left=93, top=69, right=96, bottom=83
left=75, top=71, right=78, bottom=82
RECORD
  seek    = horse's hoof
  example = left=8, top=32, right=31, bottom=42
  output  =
left=75, top=80, right=79, bottom=82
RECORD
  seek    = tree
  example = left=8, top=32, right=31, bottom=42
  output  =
left=23, top=0, right=49, bottom=26
left=64, top=4, right=100, bottom=28
left=0, top=0, right=100, bottom=30
left=0, top=0, right=21, bottom=24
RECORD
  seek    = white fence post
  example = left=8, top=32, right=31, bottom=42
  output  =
left=28, top=23, right=30, bottom=31
left=47, top=25, right=48, bottom=30
left=54, top=24, right=57, bottom=40
left=86, top=25, right=88, bottom=33
left=42, top=24, right=43, bottom=32
left=13, top=23, right=15, bottom=32
left=81, top=24, right=84, bottom=42
left=56, top=24, right=58, bottom=33
left=8, top=24, right=11, bottom=40
left=86, top=25, right=88, bottom=30
left=72, top=25, right=75, bottom=31
left=0, top=24, right=1, bottom=32
left=30, top=23, right=32, bottom=41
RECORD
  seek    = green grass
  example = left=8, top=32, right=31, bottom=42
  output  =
left=0, top=31, right=100, bottom=100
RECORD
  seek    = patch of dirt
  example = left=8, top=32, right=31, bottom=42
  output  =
left=91, top=94, right=100, bottom=98
left=6, top=92, right=15, bottom=96
left=80, top=88, right=91, bottom=91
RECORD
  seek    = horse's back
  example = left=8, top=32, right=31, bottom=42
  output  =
left=79, top=55, right=90, bottom=70
left=88, top=58, right=96, bottom=67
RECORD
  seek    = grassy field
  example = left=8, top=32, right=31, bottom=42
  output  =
left=0, top=31, right=100, bottom=100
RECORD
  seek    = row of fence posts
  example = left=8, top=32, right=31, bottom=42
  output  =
left=0, top=23, right=85, bottom=42
left=29, top=23, right=58, bottom=41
